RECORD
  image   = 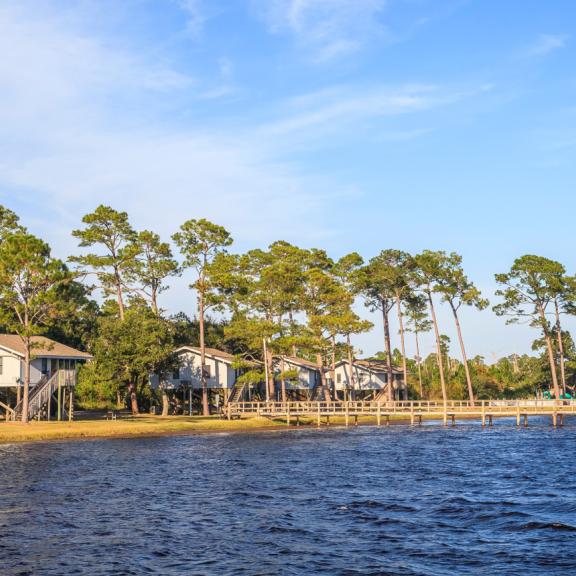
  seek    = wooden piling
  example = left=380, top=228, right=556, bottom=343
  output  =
left=516, top=405, right=521, bottom=426
left=377, top=402, right=381, bottom=426
left=523, top=414, right=528, bottom=427
left=354, top=414, right=358, bottom=426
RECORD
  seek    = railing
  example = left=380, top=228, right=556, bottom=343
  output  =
left=227, top=399, right=576, bottom=417
left=12, top=370, right=76, bottom=421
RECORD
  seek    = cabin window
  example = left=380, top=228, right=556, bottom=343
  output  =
left=336, top=373, right=342, bottom=384
left=203, top=364, right=211, bottom=379
left=41, top=358, right=48, bottom=374
left=173, top=368, right=180, bottom=380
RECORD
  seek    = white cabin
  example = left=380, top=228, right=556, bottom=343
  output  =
left=0, top=334, right=92, bottom=389
left=151, top=346, right=246, bottom=390
left=333, top=359, right=406, bottom=400
left=274, top=356, right=321, bottom=391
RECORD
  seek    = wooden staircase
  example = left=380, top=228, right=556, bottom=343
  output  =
left=227, top=381, right=247, bottom=404
left=11, top=371, right=69, bottom=422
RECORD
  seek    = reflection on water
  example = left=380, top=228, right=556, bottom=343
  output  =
left=1, top=420, right=576, bottom=575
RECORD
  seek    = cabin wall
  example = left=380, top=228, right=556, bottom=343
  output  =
left=161, top=351, right=236, bottom=390
left=277, top=360, right=318, bottom=390
left=0, top=354, right=21, bottom=388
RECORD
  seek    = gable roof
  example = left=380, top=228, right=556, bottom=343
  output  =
left=175, top=346, right=258, bottom=367
left=0, top=334, right=92, bottom=360
left=336, top=358, right=403, bottom=374
left=278, top=355, right=320, bottom=371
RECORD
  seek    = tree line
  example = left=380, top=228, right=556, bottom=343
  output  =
left=1, top=203, right=575, bottom=422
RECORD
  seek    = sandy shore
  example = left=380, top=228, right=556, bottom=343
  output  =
left=0, top=414, right=424, bottom=445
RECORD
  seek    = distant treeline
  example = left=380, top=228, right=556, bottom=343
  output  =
left=0, top=204, right=573, bottom=418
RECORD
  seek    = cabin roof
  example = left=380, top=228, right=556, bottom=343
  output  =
left=336, top=358, right=403, bottom=374
left=176, top=346, right=258, bottom=367
left=279, top=355, right=320, bottom=370
left=0, top=334, right=92, bottom=360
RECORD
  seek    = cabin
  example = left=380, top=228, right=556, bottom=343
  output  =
left=274, top=356, right=322, bottom=399
left=0, top=334, right=92, bottom=390
left=333, top=359, right=406, bottom=400
left=0, top=334, right=92, bottom=421
left=150, top=346, right=258, bottom=408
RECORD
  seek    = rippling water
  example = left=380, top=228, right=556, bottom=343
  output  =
left=1, top=420, right=576, bottom=575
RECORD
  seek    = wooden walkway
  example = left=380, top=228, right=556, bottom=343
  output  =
left=226, top=399, right=576, bottom=427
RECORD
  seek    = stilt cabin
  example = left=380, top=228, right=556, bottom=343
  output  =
left=151, top=346, right=258, bottom=408
left=333, top=359, right=406, bottom=400
left=0, top=334, right=92, bottom=421
left=274, top=356, right=322, bottom=400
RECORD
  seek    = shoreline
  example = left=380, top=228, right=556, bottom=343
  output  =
left=0, top=411, right=536, bottom=446
left=0, top=414, right=429, bottom=445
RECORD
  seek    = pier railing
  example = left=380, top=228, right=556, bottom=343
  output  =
left=226, top=399, right=576, bottom=427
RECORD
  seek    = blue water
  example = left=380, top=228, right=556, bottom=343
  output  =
left=1, top=420, right=575, bottom=575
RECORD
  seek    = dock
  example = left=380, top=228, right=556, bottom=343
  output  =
left=226, top=399, right=576, bottom=427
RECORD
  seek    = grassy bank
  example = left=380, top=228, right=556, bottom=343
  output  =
left=0, top=415, right=291, bottom=444
left=0, top=413, right=419, bottom=444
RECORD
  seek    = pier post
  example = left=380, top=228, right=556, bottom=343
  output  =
left=386, top=414, right=390, bottom=426
left=286, top=403, right=290, bottom=427
left=451, top=414, right=456, bottom=426
left=523, top=414, right=528, bottom=427
left=377, top=402, right=381, bottom=426
left=410, top=402, right=414, bottom=426
left=443, top=403, right=448, bottom=426
left=354, top=414, right=358, bottom=426
left=345, top=402, right=349, bottom=427
left=317, top=403, right=321, bottom=427
left=516, top=405, right=521, bottom=426
left=481, top=402, right=486, bottom=427
left=553, top=411, right=557, bottom=427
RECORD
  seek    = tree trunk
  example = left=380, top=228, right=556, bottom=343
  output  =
left=161, top=389, right=169, bottom=416
left=266, top=339, right=275, bottom=400
left=151, top=288, right=159, bottom=316
left=129, top=382, right=139, bottom=414
left=427, top=290, right=447, bottom=406
left=415, top=329, right=423, bottom=399
left=199, top=288, right=209, bottom=416
left=396, top=296, right=408, bottom=400
left=262, top=337, right=271, bottom=401
left=331, top=335, right=337, bottom=401
left=449, top=302, right=474, bottom=405
left=280, top=357, right=287, bottom=403
left=538, top=305, right=560, bottom=399
left=115, top=268, right=125, bottom=321
left=382, top=306, right=394, bottom=402
left=554, top=299, right=567, bottom=394
left=347, top=334, right=355, bottom=400
left=317, top=353, right=331, bottom=402
left=21, top=338, right=30, bottom=424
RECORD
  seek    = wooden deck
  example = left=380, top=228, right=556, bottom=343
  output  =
left=226, top=399, right=576, bottom=427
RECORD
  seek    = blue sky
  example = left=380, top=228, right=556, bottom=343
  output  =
left=1, top=0, right=576, bottom=361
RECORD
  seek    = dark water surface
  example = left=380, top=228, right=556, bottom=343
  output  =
left=1, top=420, right=576, bottom=575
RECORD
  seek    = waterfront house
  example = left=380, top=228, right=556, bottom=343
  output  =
left=333, top=359, right=406, bottom=400
left=151, top=346, right=259, bottom=406
left=274, top=356, right=322, bottom=399
left=0, top=334, right=92, bottom=390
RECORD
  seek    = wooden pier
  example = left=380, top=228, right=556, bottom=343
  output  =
left=226, top=399, right=576, bottom=427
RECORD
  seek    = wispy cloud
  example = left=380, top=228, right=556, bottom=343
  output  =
left=0, top=0, right=350, bottom=259
left=177, top=0, right=207, bottom=38
left=525, top=33, right=568, bottom=57
left=252, top=0, right=389, bottom=62
left=259, top=83, right=489, bottom=139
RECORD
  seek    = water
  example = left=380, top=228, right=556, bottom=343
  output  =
left=1, top=420, right=575, bottom=575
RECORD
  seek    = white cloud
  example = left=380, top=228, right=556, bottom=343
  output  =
left=177, top=0, right=207, bottom=38
left=526, top=34, right=568, bottom=57
left=0, top=0, right=351, bottom=262
left=253, top=0, right=389, bottom=62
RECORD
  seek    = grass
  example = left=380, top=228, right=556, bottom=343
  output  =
left=0, top=415, right=291, bottom=444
